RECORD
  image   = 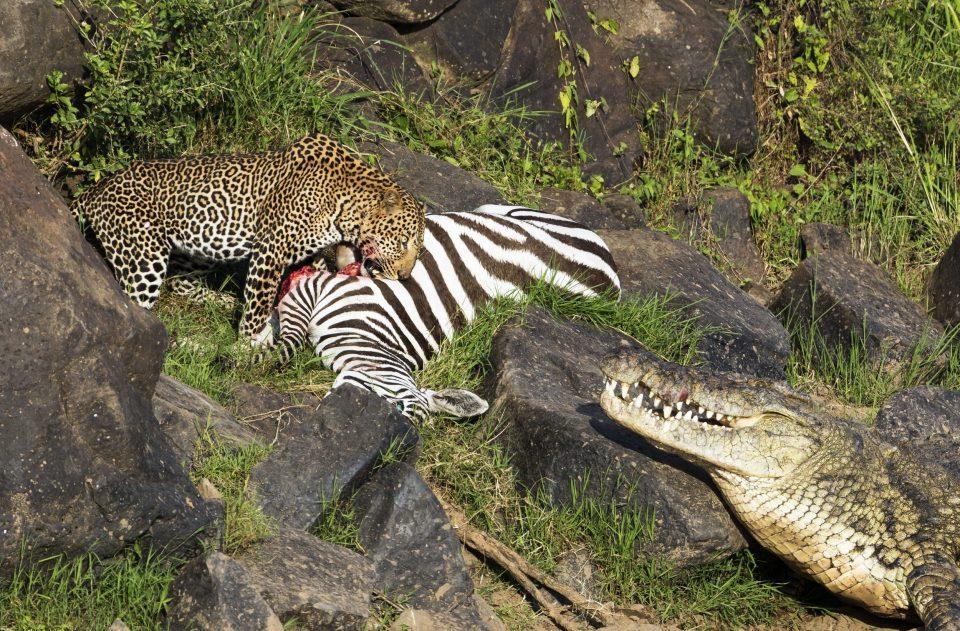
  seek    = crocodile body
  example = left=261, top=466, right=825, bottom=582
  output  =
left=598, top=348, right=960, bottom=629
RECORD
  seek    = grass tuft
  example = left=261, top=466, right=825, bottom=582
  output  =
left=190, top=429, right=273, bottom=553
left=0, top=547, right=177, bottom=631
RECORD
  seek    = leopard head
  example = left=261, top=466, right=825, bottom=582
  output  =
left=354, top=187, right=425, bottom=280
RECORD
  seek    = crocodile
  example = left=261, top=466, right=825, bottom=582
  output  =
left=598, top=347, right=960, bottom=629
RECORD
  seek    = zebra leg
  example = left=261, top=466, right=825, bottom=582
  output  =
left=426, top=388, right=489, bottom=418
left=330, top=369, right=429, bottom=419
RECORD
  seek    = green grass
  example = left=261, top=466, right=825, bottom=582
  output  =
left=310, top=488, right=363, bottom=553
left=785, top=316, right=960, bottom=410
left=0, top=547, right=177, bottom=631
left=190, top=429, right=273, bottom=553
left=156, top=293, right=338, bottom=405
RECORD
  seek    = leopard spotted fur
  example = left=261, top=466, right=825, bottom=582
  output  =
left=71, top=133, right=426, bottom=340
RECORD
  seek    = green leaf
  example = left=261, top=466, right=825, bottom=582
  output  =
left=628, top=56, right=640, bottom=78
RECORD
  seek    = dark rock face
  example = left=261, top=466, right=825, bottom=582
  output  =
left=402, top=0, right=515, bottom=82
left=152, top=375, right=260, bottom=468
left=331, top=0, right=458, bottom=23
left=354, top=462, right=488, bottom=626
left=799, top=222, right=852, bottom=258
left=599, top=228, right=790, bottom=379
left=771, top=248, right=944, bottom=365
left=313, top=17, right=430, bottom=96
left=404, top=0, right=641, bottom=184
left=488, top=0, right=641, bottom=184
left=167, top=552, right=283, bottom=631
left=929, top=231, right=960, bottom=330
left=585, top=0, right=758, bottom=155
left=673, top=188, right=770, bottom=304
left=486, top=307, right=747, bottom=565
left=537, top=188, right=625, bottom=230
left=359, top=140, right=506, bottom=212
left=601, top=193, right=646, bottom=228
left=0, top=1, right=86, bottom=120
left=0, top=127, right=213, bottom=573
left=242, top=385, right=420, bottom=530
left=238, top=527, right=378, bottom=629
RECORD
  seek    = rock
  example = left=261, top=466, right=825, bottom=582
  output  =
left=799, top=222, right=853, bottom=258
left=405, top=0, right=642, bottom=184
left=313, top=17, right=431, bottom=96
left=390, top=602, right=507, bottom=631
left=354, top=462, right=492, bottom=627
left=108, top=620, right=131, bottom=631
left=0, top=1, right=86, bottom=120
left=537, top=188, right=625, bottom=230
left=331, top=0, right=458, bottom=24
left=929, top=231, right=960, bottom=329
left=152, top=375, right=260, bottom=468
left=553, top=548, right=601, bottom=602
left=601, top=193, right=646, bottom=228
left=486, top=307, right=747, bottom=565
left=673, top=188, right=770, bottom=304
left=359, top=140, right=506, bottom=212
left=242, top=384, right=420, bottom=530
left=584, top=0, right=758, bottom=155
left=771, top=247, right=944, bottom=366
left=0, top=127, right=214, bottom=574
left=598, top=228, right=790, bottom=379
left=167, top=552, right=283, bottom=631
left=401, top=0, right=515, bottom=83
left=238, top=527, right=377, bottom=629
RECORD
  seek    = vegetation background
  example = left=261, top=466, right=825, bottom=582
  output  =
left=4, top=0, right=959, bottom=628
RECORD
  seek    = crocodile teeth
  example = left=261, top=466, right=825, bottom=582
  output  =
left=698, top=406, right=705, bottom=415
left=605, top=380, right=616, bottom=395
left=653, top=397, right=662, bottom=408
left=632, top=393, right=644, bottom=407
left=684, top=410, right=693, bottom=420
left=705, top=410, right=714, bottom=419
left=716, top=413, right=725, bottom=421
left=676, top=401, right=684, bottom=410
left=663, top=406, right=673, bottom=418
left=662, top=420, right=674, bottom=432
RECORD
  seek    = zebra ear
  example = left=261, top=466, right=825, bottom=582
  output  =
left=428, top=389, right=489, bottom=418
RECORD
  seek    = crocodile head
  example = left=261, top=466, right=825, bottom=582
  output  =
left=599, top=347, right=841, bottom=480
left=599, top=348, right=960, bottom=624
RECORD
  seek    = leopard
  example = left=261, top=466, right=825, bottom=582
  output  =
left=71, top=132, right=426, bottom=341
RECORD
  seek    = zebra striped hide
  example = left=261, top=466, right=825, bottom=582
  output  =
left=260, top=205, right=621, bottom=419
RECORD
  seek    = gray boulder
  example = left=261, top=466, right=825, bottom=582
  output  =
left=0, top=127, right=214, bottom=574
left=360, top=140, right=506, bottom=212
left=584, top=0, right=758, bottom=155
left=0, top=0, right=86, bottom=120
left=599, top=228, right=790, bottom=379
left=929, top=231, right=960, bottom=330
left=167, top=552, right=283, bottom=631
left=486, top=307, right=747, bottom=566
left=152, top=375, right=260, bottom=468
left=771, top=240, right=944, bottom=367
left=237, top=527, right=378, bottom=629
left=354, top=462, right=493, bottom=627
left=239, top=384, right=420, bottom=530
left=403, top=0, right=642, bottom=184
left=673, top=188, right=770, bottom=305
left=313, top=17, right=431, bottom=96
